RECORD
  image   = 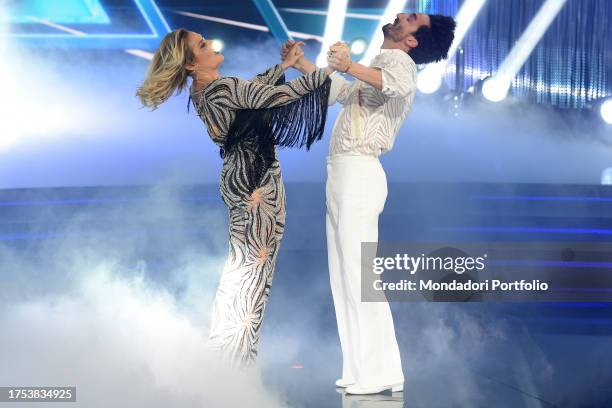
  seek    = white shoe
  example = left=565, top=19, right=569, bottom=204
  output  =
left=335, top=378, right=356, bottom=388
left=345, top=382, right=403, bottom=395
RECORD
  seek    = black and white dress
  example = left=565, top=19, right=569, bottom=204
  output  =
left=190, top=64, right=331, bottom=366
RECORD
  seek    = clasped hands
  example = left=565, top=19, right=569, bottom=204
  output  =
left=327, top=41, right=352, bottom=73
left=280, top=40, right=352, bottom=73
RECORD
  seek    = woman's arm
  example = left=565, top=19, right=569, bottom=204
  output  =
left=208, top=67, right=333, bottom=110
left=293, top=57, right=317, bottom=75
left=288, top=54, right=352, bottom=106
left=250, top=63, right=286, bottom=85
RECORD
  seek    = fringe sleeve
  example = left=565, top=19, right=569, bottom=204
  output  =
left=267, top=75, right=332, bottom=149
left=208, top=68, right=330, bottom=111
left=222, top=74, right=331, bottom=194
left=224, top=74, right=332, bottom=153
left=250, top=64, right=286, bottom=86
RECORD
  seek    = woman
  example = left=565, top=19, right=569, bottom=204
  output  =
left=137, top=29, right=332, bottom=366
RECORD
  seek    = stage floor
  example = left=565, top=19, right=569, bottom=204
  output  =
left=1, top=182, right=611, bottom=407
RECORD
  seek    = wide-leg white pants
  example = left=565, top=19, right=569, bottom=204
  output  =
left=325, top=153, right=404, bottom=388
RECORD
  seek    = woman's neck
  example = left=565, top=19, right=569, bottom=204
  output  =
left=192, top=69, right=221, bottom=93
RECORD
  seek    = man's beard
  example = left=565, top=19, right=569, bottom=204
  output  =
left=382, top=23, right=392, bottom=37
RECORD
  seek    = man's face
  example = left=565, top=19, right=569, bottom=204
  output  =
left=382, top=13, right=431, bottom=42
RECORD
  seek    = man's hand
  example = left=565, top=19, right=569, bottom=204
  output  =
left=327, top=42, right=352, bottom=73
left=330, top=41, right=350, bottom=55
left=280, top=41, right=305, bottom=70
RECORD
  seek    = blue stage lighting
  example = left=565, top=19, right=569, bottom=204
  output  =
left=10, top=0, right=110, bottom=24
left=7, top=0, right=171, bottom=49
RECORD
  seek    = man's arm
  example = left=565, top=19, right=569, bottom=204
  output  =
left=283, top=40, right=380, bottom=88
left=343, top=62, right=382, bottom=90
left=329, top=42, right=416, bottom=98
left=327, top=43, right=382, bottom=90
left=292, top=56, right=350, bottom=105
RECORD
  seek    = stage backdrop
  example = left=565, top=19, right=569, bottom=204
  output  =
left=0, top=0, right=610, bottom=189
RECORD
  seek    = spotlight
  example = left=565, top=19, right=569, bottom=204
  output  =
left=589, top=97, right=612, bottom=126
left=600, top=98, right=612, bottom=125
left=349, top=39, right=367, bottom=55
left=481, top=76, right=510, bottom=102
left=417, top=68, right=443, bottom=94
left=211, top=39, right=224, bottom=52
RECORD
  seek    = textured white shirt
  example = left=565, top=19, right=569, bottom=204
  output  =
left=327, top=48, right=418, bottom=157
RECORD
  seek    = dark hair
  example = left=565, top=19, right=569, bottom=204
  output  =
left=409, top=14, right=456, bottom=65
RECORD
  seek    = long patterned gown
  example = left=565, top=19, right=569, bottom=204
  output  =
left=190, top=64, right=331, bottom=366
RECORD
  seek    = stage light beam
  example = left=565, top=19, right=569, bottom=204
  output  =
left=482, top=0, right=568, bottom=102
left=416, top=0, right=488, bottom=94
left=315, top=0, right=349, bottom=66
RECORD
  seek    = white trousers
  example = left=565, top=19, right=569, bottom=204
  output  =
left=325, top=153, right=404, bottom=387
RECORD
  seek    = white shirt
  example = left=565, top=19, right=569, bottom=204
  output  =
left=327, top=48, right=418, bottom=157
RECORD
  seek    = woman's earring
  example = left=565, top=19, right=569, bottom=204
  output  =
left=192, top=64, right=199, bottom=82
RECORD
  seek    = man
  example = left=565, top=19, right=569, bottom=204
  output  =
left=282, top=13, right=456, bottom=394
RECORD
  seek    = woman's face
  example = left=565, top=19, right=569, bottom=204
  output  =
left=186, top=31, right=224, bottom=71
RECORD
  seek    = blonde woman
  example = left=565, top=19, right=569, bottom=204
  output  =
left=137, top=29, right=332, bottom=366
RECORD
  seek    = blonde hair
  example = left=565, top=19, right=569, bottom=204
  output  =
left=136, top=28, right=195, bottom=110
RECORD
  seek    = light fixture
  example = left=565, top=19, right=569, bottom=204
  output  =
left=599, top=98, right=612, bottom=125
left=417, top=68, right=443, bottom=94
left=349, top=38, right=367, bottom=55
left=481, top=76, right=511, bottom=102
left=211, top=39, right=224, bottom=52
